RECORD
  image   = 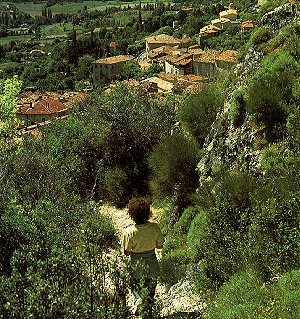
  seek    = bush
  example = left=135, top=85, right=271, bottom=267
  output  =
left=149, top=133, right=200, bottom=220
left=79, top=203, right=118, bottom=250
left=246, top=51, right=299, bottom=141
left=248, top=193, right=300, bottom=279
left=229, top=86, right=248, bottom=127
left=207, top=269, right=300, bottom=319
left=246, top=27, right=273, bottom=50
left=207, top=268, right=269, bottom=319
left=187, top=172, right=257, bottom=287
left=0, top=203, right=129, bottom=318
left=0, top=213, right=33, bottom=275
left=178, top=83, right=224, bottom=147
left=273, top=269, right=300, bottom=319
left=160, top=248, right=190, bottom=286
left=104, top=168, right=128, bottom=208
left=159, top=206, right=198, bottom=286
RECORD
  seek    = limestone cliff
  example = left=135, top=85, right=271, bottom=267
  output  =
left=197, top=2, right=299, bottom=185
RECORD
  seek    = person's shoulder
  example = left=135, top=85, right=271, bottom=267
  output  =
left=124, top=224, right=138, bottom=235
left=148, top=221, right=161, bottom=230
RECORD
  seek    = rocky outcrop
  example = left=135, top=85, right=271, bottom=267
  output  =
left=197, top=48, right=263, bottom=185
left=261, top=3, right=297, bottom=30
left=196, top=3, right=298, bottom=185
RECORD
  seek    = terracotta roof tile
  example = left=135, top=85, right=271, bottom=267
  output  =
left=145, top=34, right=182, bottom=45
left=92, top=55, right=134, bottom=65
left=17, top=98, right=67, bottom=115
left=148, top=46, right=174, bottom=59
left=200, top=25, right=221, bottom=34
left=166, top=53, right=193, bottom=64
left=194, top=50, right=222, bottom=63
left=158, top=72, right=208, bottom=83
left=241, top=20, right=257, bottom=28
left=216, top=50, right=239, bottom=63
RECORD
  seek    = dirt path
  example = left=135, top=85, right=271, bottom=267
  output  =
left=100, top=205, right=206, bottom=318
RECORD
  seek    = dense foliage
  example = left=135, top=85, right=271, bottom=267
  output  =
left=157, top=8, right=300, bottom=319
left=0, top=80, right=176, bottom=316
left=0, top=1, right=299, bottom=317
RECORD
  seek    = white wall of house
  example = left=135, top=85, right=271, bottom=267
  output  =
left=165, top=61, right=185, bottom=75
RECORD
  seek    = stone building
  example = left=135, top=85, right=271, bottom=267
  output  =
left=145, top=34, right=182, bottom=59
left=92, top=55, right=135, bottom=85
left=16, top=98, right=68, bottom=127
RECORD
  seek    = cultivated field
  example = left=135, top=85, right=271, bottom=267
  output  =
left=4, top=1, right=160, bottom=16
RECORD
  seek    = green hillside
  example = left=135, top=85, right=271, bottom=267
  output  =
left=0, top=0, right=299, bottom=317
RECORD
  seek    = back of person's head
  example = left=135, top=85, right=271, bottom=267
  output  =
left=128, top=198, right=151, bottom=225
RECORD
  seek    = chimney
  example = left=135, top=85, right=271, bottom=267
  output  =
left=17, top=104, right=23, bottom=112
left=30, top=102, right=34, bottom=109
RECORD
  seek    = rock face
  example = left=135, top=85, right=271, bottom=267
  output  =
left=261, top=3, right=297, bottom=30
left=196, top=4, right=298, bottom=185
left=197, top=47, right=263, bottom=185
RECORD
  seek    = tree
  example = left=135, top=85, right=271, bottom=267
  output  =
left=77, top=54, right=94, bottom=81
left=121, top=60, right=142, bottom=79
left=178, top=83, right=224, bottom=147
left=149, top=133, right=200, bottom=221
left=0, top=77, right=22, bottom=153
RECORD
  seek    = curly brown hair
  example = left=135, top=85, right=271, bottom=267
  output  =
left=128, top=198, right=151, bottom=225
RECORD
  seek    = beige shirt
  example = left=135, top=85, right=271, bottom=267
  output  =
left=122, top=222, right=164, bottom=253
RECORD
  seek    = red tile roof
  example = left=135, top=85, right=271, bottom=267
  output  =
left=166, top=53, right=193, bottom=65
left=92, top=55, right=134, bottom=65
left=17, top=98, right=67, bottom=115
left=241, top=20, right=257, bottom=28
left=145, top=34, right=182, bottom=45
left=194, top=50, right=222, bottom=63
left=217, top=50, right=239, bottom=63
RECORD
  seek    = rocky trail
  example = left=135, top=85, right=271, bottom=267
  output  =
left=100, top=206, right=206, bottom=319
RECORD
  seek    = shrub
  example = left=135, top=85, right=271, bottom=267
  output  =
left=246, top=51, right=299, bottom=141
left=0, top=213, right=33, bottom=275
left=188, top=172, right=257, bottom=287
left=159, top=206, right=198, bottom=286
left=79, top=203, right=118, bottom=250
left=207, top=268, right=269, bottom=319
left=104, top=168, right=129, bottom=208
left=0, top=203, right=129, bottom=318
left=247, top=193, right=300, bottom=279
left=272, top=269, right=300, bottom=319
left=160, top=248, right=190, bottom=286
left=206, top=269, right=300, bottom=319
left=178, top=83, right=224, bottom=147
left=149, top=133, right=200, bottom=220
left=229, top=86, right=248, bottom=127
left=246, top=27, right=273, bottom=50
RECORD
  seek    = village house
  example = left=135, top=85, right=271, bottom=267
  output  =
left=164, top=53, right=193, bottom=75
left=194, top=49, right=239, bottom=80
left=140, top=76, right=174, bottom=94
left=145, top=34, right=182, bottom=59
left=211, top=17, right=231, bottom=30
left=16, top=98, right=68, bottom=127
left=241, top=20, right=257, bottom=31
left=92, top=55, right=135, bottom=85
left=193, top=50, right=221, bottom=81
left=198, top=25, right=221, bottom=46
left=148, top=45, right=175, bottom=61
left=219, top=9, right=238, bottom=21
left=216, top=50, right=240, bottom=69
left=198, top=8, right=239, bottom=46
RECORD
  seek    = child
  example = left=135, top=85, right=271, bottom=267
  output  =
left=122, top=198, right=164, bottom=315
